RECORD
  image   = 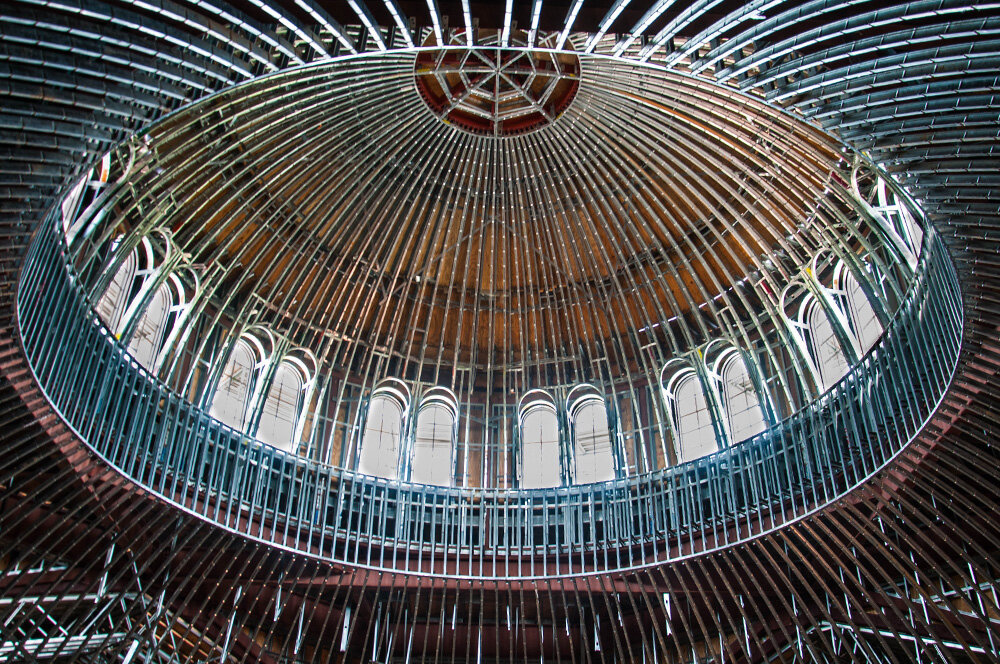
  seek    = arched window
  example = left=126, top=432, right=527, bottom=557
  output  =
left=96, top=235, right=159, bottom=337
left=876, top=175, right=923, bottom=256
left=210, top=337, right=262, bottom=432
left=257, top=360, right=307, bottom=452
left=95, top=249, right=137, bottom=335
left=358, top=379, right=410, bottom=480
left=806, top=300, right=851, bottom=392
left=666, top=371, right=718, bottom=463
left=518, top=391, right=561, bottom=489
left=63, top=151, right=112, bottom=246
left=842, top=268, right=883, bottom=355
left=567, top=385, right=615, bottom=484
left=127, top=281, right=171, bottom=369
left=717, top=350, right=767, bottom=444
left=410, top=387, right=458, bottom=486
left=782, top=280, right=854, bottom=397
left=852, top=164, right=921, bottom=269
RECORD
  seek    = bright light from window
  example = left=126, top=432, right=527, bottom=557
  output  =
left=673, top=373, right=718, bottom=462
left=359, top=394, right=405, bottom=479
left=211, top=339, right=257, bottom=432
left=411, top=402, right=456, bottom=485
left=257, top=362, right=304, bottom=451
left=807, top=302, right=850, bottom=392
left=520, top=404, right=561, bottom=488
left=721, top=353, right=766, bottom=444
left=844, top=271, right=883, bottom=355
left=95, top=250, right=137, bottom=336
left=571, top=398, right=615, bottom=484
left=127, top=281, right=171, bottom=369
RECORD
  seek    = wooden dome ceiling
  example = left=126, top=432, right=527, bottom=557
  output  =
left=119, top=49, right=846, bottom=381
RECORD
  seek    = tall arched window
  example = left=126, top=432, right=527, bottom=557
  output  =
left=851, top=164, right=921, bottom=270
left=717, top=350, right=767, bottom=444
left=63, top=151, right=112, bottom=246
left=876, top=174, right=923, bottom=256
left=95, top=249, right=137, bottom=335
left=518, top=391, right=561, bottom=489
left=210, top=338, right=260, bottom=432
left=410, top=387, right=458, bottom=486
left=257, top=360, right=308, bottom=452
left=806, top=300, right=851, bottom=392
left=666, top=371, right=718, bottom=463
left=96, top=235, right=160, bottom=337
left=127, top=281, right=171, bottom=369
left=567, top=385, right=616, bottom=484
left=842, top=268, right=883, bottom=355
left=782, top=281, right=853, bottom=397
left=358, top=379, right=410, bottom=480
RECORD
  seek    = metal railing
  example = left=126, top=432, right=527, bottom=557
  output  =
left=16, top=213, right=962, bottom=579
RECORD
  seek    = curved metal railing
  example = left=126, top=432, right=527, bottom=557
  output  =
left=16, top=212, right=962, bottom=579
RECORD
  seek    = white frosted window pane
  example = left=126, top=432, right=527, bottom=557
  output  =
left=878, top=179, right=923, bottom=255
left=722, top=356, right=766, bottom=444
left=358, top=396, right=403, bottom=479
left=257, top=363, right=303, bottom=451
left=520, top=408, right=561, bottom=489
left=901, top=207, right=923, bottom=255
left=411, top=404, right=455, bottom=486
left=127, top=282, right=170, bottom=369
left=808, top=305, right=850, bottom=391
left=573, top=401, right=615, bottom=484
left=95, top=253, right=136, bottom=335
left=210, top=340, right=255, bottom=432
left=61, top=176, right=87, bottom=235
left=845, top=273, right=883, bottom=354
left=674, top=374, right=718, bottom=462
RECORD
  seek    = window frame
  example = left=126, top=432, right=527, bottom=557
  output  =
left=126, top=279, right=173, bottom=369
left=409, top=386, right=460, bottom=486
left=256, top=355, right=312, bottom=453
left=835, top=262, right=884, bottom=356
left=661, top=361, right=720, bottom=464
left=209, top=335, right=266, bottom=433
left=566, top=384, right=617, bottom=485
left=711, top=346, right=768, bottom=446
left=95, top=246, right=138, bottom=336
left=517, top=389, right=562, bottom=489
left=357, top=378, right=411, bottom=480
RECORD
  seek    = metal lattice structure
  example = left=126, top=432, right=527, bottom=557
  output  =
left=1, top=1, right=999, bottom=663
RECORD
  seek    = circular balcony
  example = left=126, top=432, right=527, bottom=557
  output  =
left=16, top=202, right=961, bottom=580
